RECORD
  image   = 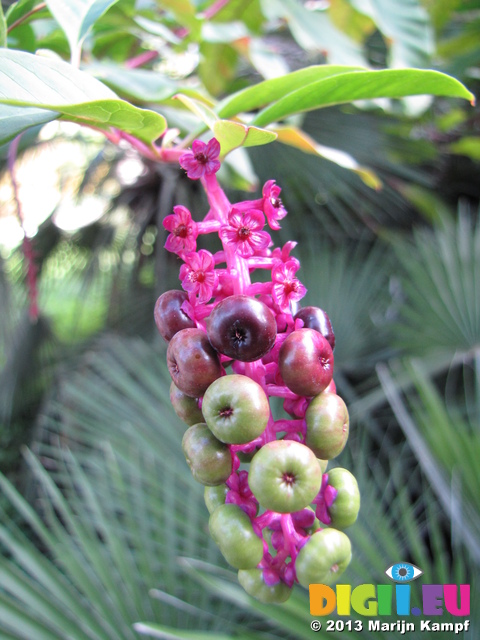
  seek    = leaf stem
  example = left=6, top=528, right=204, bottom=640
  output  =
left=7, top=2, right=47, bottom=34
left=125, top=50, right=159, bottom=69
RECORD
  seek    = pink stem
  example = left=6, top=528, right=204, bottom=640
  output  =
left=202, top=0, right=232, bottom=19
left=126, top=50, right=159, bottom=69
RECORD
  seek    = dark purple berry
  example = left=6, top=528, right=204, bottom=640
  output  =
left=279, top=328, right=334, bottom=397
left=206, top=295, right=277, bottom=362
left=294, top=306, right=335, bottom=351
left=167, top=328, right=222, bottom=397
left=154, top=290, right=196, bottom=341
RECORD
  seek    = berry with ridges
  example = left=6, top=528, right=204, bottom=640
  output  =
left=206, top=295, right=277, bottom=362
left=294, top=306, right=335, bottom=350
left=209, top=503, right=264, bottom=569
left=238, top=569, right=292, bottom=603
left=167, top=328, right=222, bottom=397
left=295, top=528, right=352, bottom=588
left=204, top=484, right=229, bottom=514
left=248, top=440, right=322, bottom=513
left=169, top=381, right=203, bottom=426
left=202, top=374, right=270, bottom=444
left=182, top=423, right=232, bottom=486
left=323, top=467, right=360, bottom=529
left=154, top=290, right=195, bottom=341
left=305, top=392, right=349, bottom=459
left=279, top=328, right=334, bottom=397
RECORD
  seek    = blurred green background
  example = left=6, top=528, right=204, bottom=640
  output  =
left=0, top=0, right=479, bottom=638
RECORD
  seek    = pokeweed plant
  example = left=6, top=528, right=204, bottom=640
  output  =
left=0, top=0, right=476, bottom=616
left=154, top=136, right=361, bottom=602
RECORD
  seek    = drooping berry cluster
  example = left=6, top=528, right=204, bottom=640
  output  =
left=154, top=139, right=360, bottom=604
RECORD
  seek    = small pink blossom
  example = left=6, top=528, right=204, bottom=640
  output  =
left=179, top=250, right=218, bottom=303
left=163, top=205, right=198, bottom=255
left=263, top=180, right=287, bottom=230
left=271, top=259, right=307, bottom=310
left=271, top=241, right=299, bottom=269
left=179, top=138, right=221, bottom=180
left=220, top=208, right=271, bottom=258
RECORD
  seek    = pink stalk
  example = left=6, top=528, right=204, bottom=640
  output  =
left=125, top=50, right=159, bottom=69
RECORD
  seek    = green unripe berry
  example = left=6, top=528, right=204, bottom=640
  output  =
left=326, top=467, right=360, bottom=529
left=305, top=392, right=349, bottom=459
left=295, top=528, right=352, bottom=588
left=238, top=569, right=292, bottom=604
left=209, top=504, right=263, bottom=570
left=248, top=440, right=322, bottom=513
left=170, top=381, right=203, bottom=426
left=181, top=423, right=232, bottom=486
left=204, top=484, right=229, bottom=514
left=202, top=374, right=270, bottom=444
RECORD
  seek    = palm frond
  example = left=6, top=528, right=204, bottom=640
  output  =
left=377, top=359, right=480, bottom=563
left=297, top=240, right=394, bottom=373
left=392, top=206, right=480, bottom=358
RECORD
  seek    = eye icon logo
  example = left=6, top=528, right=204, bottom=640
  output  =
left=385, top=562, right=423, bottom=583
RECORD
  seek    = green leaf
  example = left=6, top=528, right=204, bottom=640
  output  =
left=46, top=0, right=120, bottom=61
left=0, top=49, right=166, bottom=144
left=251, top=68, right=475, bottom=127
left=213, top=120, right=276, bottom=155
left=0, top=103, right=58, bottom=145
left=173, top=94, right=218, bottom=129
left=449, top=135, right=480, bottom=160
left=90, top=64, right=179, bottom=103
left=159, top=0, right=200, bottom=32
left=0, top=4, right=6, bottom=48
left=216, top=65, right=365, bottom=118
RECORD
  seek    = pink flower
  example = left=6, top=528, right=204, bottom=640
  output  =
left=271, top=241, right=300, bottom=269
left=163, top=205, right=198, bottom=255
left=271, top=259, right=307, bottom=311
left=179, top=138, right=221, bottom=180
left=220, top=208, right=271, bottom=258
left=179, top=250, right=218, bottom=303
left=263, top=180, right=287, bottom=230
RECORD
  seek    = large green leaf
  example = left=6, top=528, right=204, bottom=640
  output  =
left=46, top=0, right=120, bottom=62
left=216, top=65, right=365, bottom=118
left=90, top=64, right=180, bottom=103
left=0, top=103, right=58, bottom=145
left=250, top=68, right=475, bottom=127
left=0, top=49, right=166, bottom=144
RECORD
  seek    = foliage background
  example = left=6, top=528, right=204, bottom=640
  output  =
left=0, top=0, right=479, bottom=639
